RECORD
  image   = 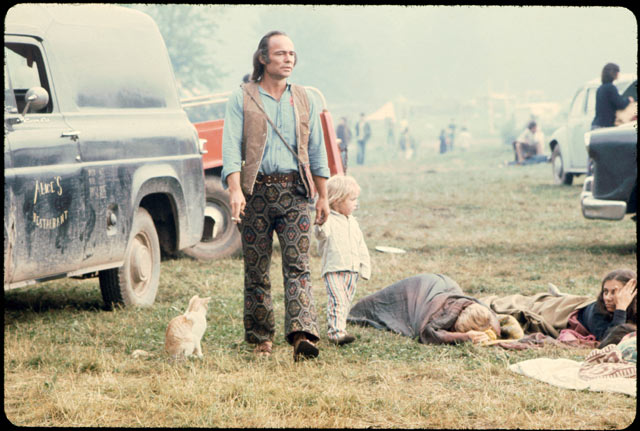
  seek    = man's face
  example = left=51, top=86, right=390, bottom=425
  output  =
left=262, top=35, right=296, bottom=81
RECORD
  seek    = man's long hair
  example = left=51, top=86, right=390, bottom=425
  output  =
left=251, top=30, right=294, bottom=82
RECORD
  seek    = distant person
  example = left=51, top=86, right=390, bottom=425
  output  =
left=336, top=117, right=351, bottom=173
left=314, top=175, right=370, bottom=346
left=457, top=127, right=472, bottom=151
left=439, top=129, right=448, bottom=154
left=591, top=63, right=634, bottom=130
left=511, top=120, right=547, bottom=165
left=398, top=122, right=414, bottom=160
left=386, top=118, right=396, bottom=147
left=355, top=113, right=371, bottom=165
left=448, top=119, right=456, bottom=151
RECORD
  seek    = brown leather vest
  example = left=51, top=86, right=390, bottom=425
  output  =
left=240, top=82, right=311, bottom=196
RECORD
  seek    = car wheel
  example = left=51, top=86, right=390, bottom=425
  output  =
left=551, top=146, right=573, bottom=185
left=182, top=175, right=242, bottom=261
left=99, top=207, right=160, bottom=309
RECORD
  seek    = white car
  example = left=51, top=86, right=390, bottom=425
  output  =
left=548, top=74, right=636, bottom=185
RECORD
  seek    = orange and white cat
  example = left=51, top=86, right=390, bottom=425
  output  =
left=165, top=295, right=211, bottom=359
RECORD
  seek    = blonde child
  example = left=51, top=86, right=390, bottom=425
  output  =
left=314, top=175, right=371, bottom=345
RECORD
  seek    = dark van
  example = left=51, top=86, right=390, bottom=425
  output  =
left=4, top=4, right=205, bottom=307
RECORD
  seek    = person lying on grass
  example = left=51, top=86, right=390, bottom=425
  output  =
left=347, top=273, right=501, bottom=344
left=481, top=268, right=637, bottom=345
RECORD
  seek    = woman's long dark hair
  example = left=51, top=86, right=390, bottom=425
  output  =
left=596, top=268, right=637, bottom=324
left=601, top=63, right=620, bottom=84
left=251, top=30, right=295, bottom=83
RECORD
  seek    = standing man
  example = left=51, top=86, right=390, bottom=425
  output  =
left=221, top=31, right=330, bottom=361
left=355, top=113, right=371, bottom=165
left=448, top=119, right=456, bottom=152
left=335, top=117, right=351, bottom=173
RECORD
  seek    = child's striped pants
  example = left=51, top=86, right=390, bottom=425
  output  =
left=323, top=271, right=359, bottom=341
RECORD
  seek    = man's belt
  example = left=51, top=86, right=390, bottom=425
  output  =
left=255, top=172, right=300, bottom=184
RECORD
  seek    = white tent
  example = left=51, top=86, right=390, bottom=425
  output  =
left=365, top=101, right=396, bottom=122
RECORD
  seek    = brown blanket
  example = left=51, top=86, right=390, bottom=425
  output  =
left=347, top=274, right=497, bottom=344
left=480, top=293, right=595, bottom=338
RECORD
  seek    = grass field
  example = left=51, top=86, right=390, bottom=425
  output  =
left=4, top=136, right=637, bottom=428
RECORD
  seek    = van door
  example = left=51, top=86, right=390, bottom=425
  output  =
left=566, top=87, right=590, bottom=171
left=4, top=37, right=89, bottom=286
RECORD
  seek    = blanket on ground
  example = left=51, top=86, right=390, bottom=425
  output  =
left=509, top=336, right=636, bottom=397
left=479, top=293, right=595, bottom=338
left=347, top=274, right=497, bottom=344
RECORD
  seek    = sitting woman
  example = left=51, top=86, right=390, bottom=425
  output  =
left=347, top=273, right=501, bottom=345
left=481, top=268, right=637, bottom=343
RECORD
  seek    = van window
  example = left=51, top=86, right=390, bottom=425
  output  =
left=51, top=25, right=177, bottom=110
left=4, top=43, right=53, bottom=113
left=570, top=89, right=587, bottom=117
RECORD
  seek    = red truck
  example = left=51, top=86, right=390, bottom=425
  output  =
left=180, top=87, right=344, bottom=260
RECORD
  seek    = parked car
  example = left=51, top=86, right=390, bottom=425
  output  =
left=580, top=121, right=637, bottom=220
left=548, top=74, right=636, bottom=185
left=4, top=4, right=205, bottom=307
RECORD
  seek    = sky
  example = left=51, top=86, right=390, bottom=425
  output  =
left=212, top=5, right=637, bottom=110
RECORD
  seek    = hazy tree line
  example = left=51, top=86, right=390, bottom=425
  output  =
left=124, top=5, right=637, bottom=121
left=126, top=4, right=227, bottom=95
left=125, top=4, right=368, bottom=105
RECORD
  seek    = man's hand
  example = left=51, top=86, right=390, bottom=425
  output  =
left=315, top=196, right=329, bottom=225
left=226, top=172, right=245, bottom=224
left=615, top=278, right=637, bottom=311
left=312, top=175, right=329, bottom=225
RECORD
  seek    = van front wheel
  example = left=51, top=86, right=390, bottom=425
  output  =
left=99, top=207, right=161, bottom=309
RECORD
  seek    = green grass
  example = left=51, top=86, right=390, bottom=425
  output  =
left=4, top=137, right=636, bottom=428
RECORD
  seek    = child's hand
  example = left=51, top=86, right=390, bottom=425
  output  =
left=466, top=330, right=490, bottom=344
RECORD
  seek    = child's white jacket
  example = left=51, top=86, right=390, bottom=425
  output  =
left=314, top=210, right=371, bottom=279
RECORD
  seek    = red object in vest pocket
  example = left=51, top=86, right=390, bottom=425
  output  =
left=290, top=96, right=294, bottom=106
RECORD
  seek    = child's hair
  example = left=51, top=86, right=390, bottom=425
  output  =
left=454, top=303, right=493, bottom=333
left=327, top=175, right=361, bottom=209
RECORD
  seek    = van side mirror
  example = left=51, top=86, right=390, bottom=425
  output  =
left=22, top=86, right=49, bottom=115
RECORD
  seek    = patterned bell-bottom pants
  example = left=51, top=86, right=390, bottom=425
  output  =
left=240, top=179, right=319, bottom=345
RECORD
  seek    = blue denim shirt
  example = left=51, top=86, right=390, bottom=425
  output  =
left=221, top=83, right=329, bottom=189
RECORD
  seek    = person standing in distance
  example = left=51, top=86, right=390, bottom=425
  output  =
left=221, top=31, right=331, bottom=361
left=591, top=63, right=634, bottom=130
left=355, top=113, right=371, bottom=165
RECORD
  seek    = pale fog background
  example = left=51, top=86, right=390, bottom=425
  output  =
left=134, top=4, right=637, bottom=152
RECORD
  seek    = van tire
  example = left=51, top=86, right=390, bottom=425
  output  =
left=99, top=207, right=160, bottom=309
left=182, top=175, right=242, bottom=261
left=551, top=146, right=573, bottom=185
